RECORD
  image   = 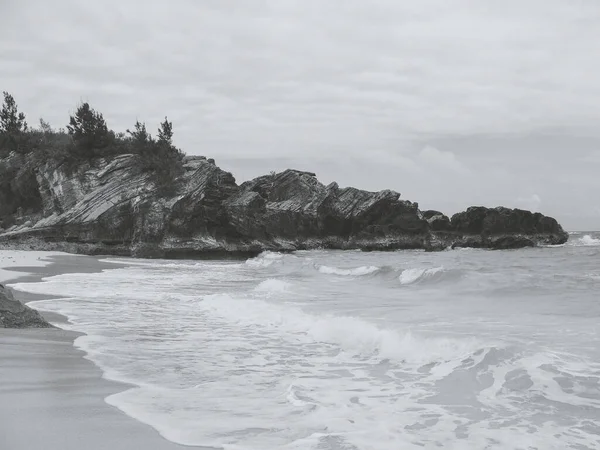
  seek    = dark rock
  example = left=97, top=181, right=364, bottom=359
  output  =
left=421, top=210, right=444, bottom=220
left=0, top=154, right=568, bottom=254
left=451, top=206, right=569, bottom=244
left=422, top=210, right=452, bottom=232
left=444, top=206, right=568, bottom=248
left=225, top=169, right=428, bottom=249
left=489, top=235, right=535, bottom=250
left=0, top=285, right=53, bottom=328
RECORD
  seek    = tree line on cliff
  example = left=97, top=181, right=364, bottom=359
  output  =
left=0, top=91, right=185, bottom=188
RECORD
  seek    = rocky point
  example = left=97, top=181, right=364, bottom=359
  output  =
left=0, top=152, right=569, bottom=257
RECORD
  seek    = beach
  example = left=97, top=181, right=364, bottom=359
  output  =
left=0, top=252, right=192, bottom=450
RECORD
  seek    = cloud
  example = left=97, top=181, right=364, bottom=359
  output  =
left=1, top=0, right=600, bottom=229
left=579, top=151, right=600, bottom=164
left=418, top=146, right=469, bottom=174
left=2, top=0, right=600, bottom=157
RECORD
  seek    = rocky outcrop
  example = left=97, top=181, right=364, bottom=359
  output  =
left=423, top=207, right=568, bottom=250
left=0, top=152, right=568, bottom=255
left=224, top=169, right=428, bottom=251
left=0, top=284, right=52, bottom=328
left=422, top=210, right=452, bottom=232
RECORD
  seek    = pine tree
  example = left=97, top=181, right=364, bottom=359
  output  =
left=66, top=102, right=109, bottom=152
left=39, top=118, right=53, bottom=134
left=0, top=92, right=28, bottom=154
left=0, top=92, right=28, bottom=135
left=127, top=120, right=151, bottom=144
left=157, top=117, right=173, bottom=146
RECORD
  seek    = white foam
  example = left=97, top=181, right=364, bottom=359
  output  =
left=399, top=266, right=444, bottom=285
left=576, top=235, right=600, bottom=246
left=245, top=251, right=285, bottom=268
left=317, top=265, right=379, bottom=276
left=199, top=293, right=479, bottom=365
left=254, top=279, right=291, bottom=293
left=579, top=234, right=600, bottom=245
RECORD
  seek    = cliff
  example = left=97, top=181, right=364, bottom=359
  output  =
left=0, top=152, right=568, bottom=256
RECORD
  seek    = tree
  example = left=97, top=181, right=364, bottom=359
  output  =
left=157, top=116, right=173, bottom=146
left=0, top=92, right=28, bottom=135
left=0, top=92, right=28, bottom=154
left=127, top=120, right=151, bottom=145
left=39, top=118, right=53, bottom=134
left=66, top=102, right=109, bottom=152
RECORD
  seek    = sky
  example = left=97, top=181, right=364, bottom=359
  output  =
left=1, top=0, right=600, bottom=230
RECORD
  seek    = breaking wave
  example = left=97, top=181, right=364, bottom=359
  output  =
left=399, top=266, right=446, bottom=285
left=199, top=293, right=481, bottom=365
left=574, top=235, right=600, bottom=246
left=317, top=265, right=380, bottom=276
left=245, top=251, right=285, bottom=268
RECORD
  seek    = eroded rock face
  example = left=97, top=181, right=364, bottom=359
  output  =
left=0, top=153, right=569, bottom=255
left=225, top=170, right=429, bottom=251
left=0, top=285, right=52, bottom=328
left=422, top=210, right=452, bottom=232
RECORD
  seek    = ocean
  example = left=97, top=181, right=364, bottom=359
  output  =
left=11, top=232, right=600, bottom=450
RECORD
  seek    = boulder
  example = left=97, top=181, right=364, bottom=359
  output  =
left=421, top=210, right=444, bottom=220
left=422, top=210, right=452, bottom=232
left=0, top=284, right=52, bottom=328
left=447, top=206, right=568, bottom=247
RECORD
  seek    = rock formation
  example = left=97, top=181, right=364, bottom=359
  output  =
left=0, top=152, right=568, bottom=256
left=0, top=284, right=52, bottom=328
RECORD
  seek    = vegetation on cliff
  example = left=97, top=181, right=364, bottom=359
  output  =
left=0, top=91, right=184, bottom=191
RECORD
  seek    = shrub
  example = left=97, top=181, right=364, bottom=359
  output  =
left=125, top=117, right=184, bottom=194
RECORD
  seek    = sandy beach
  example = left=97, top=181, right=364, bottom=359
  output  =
left=0, top=252, right=192, bottom=450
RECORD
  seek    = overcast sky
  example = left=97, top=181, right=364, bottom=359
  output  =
left=2, top=1, right=600, bottom=230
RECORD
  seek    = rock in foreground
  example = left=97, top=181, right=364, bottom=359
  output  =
left=0, top=284, right=52, bottom=328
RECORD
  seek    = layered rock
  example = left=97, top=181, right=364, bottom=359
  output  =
left=0, top=152, right=568, bottom=255
left=0, top=284, right=52, bottom=328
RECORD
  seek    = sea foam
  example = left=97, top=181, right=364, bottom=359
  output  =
left=317, top=265, right=379, bottom=276
left=576, top=235, right=600, bottom=246
left=399, top=266, right=445, bottom=285
left=199, top=293, right=479, bottom=365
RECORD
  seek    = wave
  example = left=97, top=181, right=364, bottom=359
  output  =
left=99, top=258, right=244, bottom=271
left=317, top=265, right=380, bottom=276
left=245, top=251, right=285, bottom=268
left=199, top=293, right=481, bottom=365
left=573, top=235, right=600, bottom=246
left=399, top=267, right=445, bottom=285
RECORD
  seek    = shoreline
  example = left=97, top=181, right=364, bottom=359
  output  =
left=0, top=253, right=200, bottom=450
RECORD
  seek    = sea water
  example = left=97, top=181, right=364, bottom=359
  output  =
left=11, top=232, right=600, bottom=449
